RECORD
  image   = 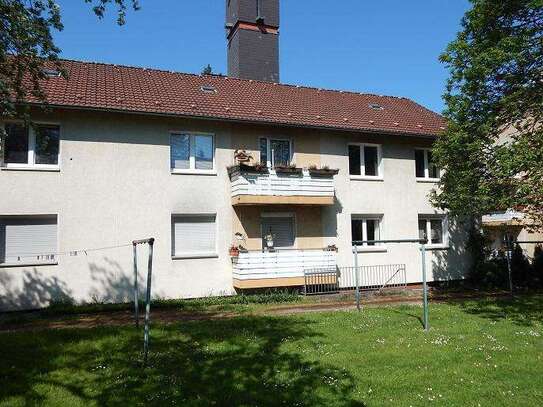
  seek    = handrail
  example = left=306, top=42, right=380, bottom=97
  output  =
left=239, top=247, right=336, bottom=253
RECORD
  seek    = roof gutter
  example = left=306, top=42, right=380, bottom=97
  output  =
left=25, top=102, right=441, bottom=139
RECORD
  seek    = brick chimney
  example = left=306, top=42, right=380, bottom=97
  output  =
left=226, top=0, right=280, bottom=82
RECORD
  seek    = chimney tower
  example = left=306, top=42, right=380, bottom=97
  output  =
left=226, top=0, right=280, bottom=82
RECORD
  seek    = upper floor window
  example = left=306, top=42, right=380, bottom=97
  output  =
left=348, top=143, right=382, bottom=179
left=171, top=133, right=215, bottom=174
left=415, top=148, right=440, bottom=180
left=2, top=123, right=60, bottom=169
left=260, top=138, right=291, bottom=168
left=418, top=215, right=447, bottom=247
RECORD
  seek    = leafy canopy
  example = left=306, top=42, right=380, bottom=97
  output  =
left=0, top=0, right=140, bottom=119
left=432, top=0, right=543, bottom=228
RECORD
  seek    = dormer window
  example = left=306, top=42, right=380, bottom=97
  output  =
left=369, top=103, right=383, bottom=110
left=200, top=85, right=217, bottom=94
left=42, top=68, right=61, bottom=78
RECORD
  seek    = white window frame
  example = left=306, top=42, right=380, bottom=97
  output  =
left=351, top=214, right=386, bottom=252
left=0, top=214, right=59, bottom=268
left=348, top=143, right=383, bottom=180
left=2, top=122, right=61, bottom=171
left=171, top=213, right=218, bottom=259
left=170, top=132, right=216, bottom=175
left=415, top=148, right=440, bottom=182
left=418, top=215, right=448, bottom=248
left=259, top=137, right=293, bottom=168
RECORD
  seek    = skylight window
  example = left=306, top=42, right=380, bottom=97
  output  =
left=369, top=103, right=384, bottom=110
left=42, top=68, right=61, bottom=78
left=200, top=85, right=217, bottom=94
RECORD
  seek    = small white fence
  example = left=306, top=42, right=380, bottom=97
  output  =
left=230, top=169, right=335, bottom=199
left=233, top=249, right=337, bottom=281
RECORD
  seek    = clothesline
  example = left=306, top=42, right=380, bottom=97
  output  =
left=5, top=242, right=133, bottom=261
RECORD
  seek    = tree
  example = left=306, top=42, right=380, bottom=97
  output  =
left=0, top=0, right=140, bottom=120
left=432, top=0, right=543, bottom=229
left=201, top=64, right=213, bottom=75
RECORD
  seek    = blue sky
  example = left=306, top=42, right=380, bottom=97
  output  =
left=53, top=0, right=470, bottom=113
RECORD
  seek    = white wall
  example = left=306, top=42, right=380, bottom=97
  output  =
left=0, top=109, right=470, bottom=310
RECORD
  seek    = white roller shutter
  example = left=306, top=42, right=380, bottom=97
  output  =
left=261, top=216, right=295, bottom=249
left=173, top=215, right=216, bottom=256
left=0, top=217, right=58, bottom=264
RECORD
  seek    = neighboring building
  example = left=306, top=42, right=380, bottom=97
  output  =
left=0, top=0, right=469, bottom=310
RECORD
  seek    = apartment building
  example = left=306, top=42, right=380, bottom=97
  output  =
left=0, top=0, right=470, bottom=310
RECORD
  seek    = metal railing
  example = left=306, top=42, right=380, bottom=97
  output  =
left=339, top=264, right=407, bottom=291
left=303, top=267, right=340, bottom=295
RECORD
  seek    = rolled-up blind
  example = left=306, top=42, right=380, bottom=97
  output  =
left=0, top=217, right=58, bottom=264
left=173, top=215, right=216, bottom=255
left=261, top=217, right=295, bottom=248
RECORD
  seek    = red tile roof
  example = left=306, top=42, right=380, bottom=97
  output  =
left=29, top=59, right=446, bottom=137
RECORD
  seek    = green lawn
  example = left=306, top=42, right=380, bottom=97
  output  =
left=1, top=295, right=542, bottom=406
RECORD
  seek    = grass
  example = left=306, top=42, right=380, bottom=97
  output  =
left=1, top=295, right=542, bottom=406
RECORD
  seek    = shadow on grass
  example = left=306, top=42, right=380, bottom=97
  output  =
left=451, top=294, right=543, bottom=327
left=0, top=316, right=365, bottom=406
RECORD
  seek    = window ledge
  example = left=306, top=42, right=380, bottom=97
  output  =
left=0, top=262, right=58, bottom=269
left=171, top=169, right=217, bottom=176
left=172, top=253, right=219, bottom=260
left=355, top=246, right=388, bottom=253
left=424, top=245, right=449, bottom=251
left=1, top=166, right=60, bottom=172
left=350, top=176, right=384, bottom=182
left=416, top=178, right=440, bottom=183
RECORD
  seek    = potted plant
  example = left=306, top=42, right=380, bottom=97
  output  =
left=274, top=162, right=303, bottom=175
left=227, top=163, right=269, bottom=178
left=325, top=244, right=338, bottom=252
left=229, top=245, right=240, bottom=257
left=308, top=164, right=339, bottom=177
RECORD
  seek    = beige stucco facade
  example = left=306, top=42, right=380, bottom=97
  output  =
left=0, top=108, right=470, bottom=310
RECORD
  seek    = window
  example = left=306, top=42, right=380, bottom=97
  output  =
left=261, top=214, right=295, bottom=249
left=260, top=138, right=291, bottom=168
left=170, top=133, right=214, bottom=173
left=172, top=214, right=217, bottom=258
left=3, top=123, right=60, bottom=168
left=418, top=216, right=447, bottom=246
left=351, top=215, right=383, bottom=247
left=415, top=149, right=440, bottom=180
left=0, top=216, right=58, bottom=265
left=348, top=143, right=382, bottom=178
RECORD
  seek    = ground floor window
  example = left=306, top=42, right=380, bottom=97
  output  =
left=261, top=214, right=295, bottom=249
left=0, top=215, right=58, bottom=265
left=418, top=215, right=447, bottom=245
left=351, top=215, right=383, bottom=246
left=172, top=214, right=217, bottom=257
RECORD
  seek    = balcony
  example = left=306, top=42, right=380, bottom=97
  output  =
left=228, top=164, right=337, bottom=206
left=232, top=248, right=337, bottom=289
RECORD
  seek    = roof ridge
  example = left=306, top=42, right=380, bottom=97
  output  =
left=55, top=57, right=439, bottom=113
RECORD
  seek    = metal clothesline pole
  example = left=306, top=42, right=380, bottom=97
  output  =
left=132, top=237, right=155, bottom=366
left=352, top=238, right=429, bottom=331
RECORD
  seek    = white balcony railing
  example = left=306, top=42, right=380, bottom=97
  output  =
left=229, top=167, right=335, bottom=204
left=232, top=249, right=337, bottom=281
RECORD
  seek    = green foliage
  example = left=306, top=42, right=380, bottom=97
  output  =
left=432, top=0, right=543, bottom=226
left=0, top=0, right=139, bottom=120
left=2, top=297, right=543, bottom=405
left=201, top=63, right=213, bottom=75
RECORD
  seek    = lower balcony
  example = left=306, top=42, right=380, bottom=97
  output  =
left=232, top=248, right=337, bottom=289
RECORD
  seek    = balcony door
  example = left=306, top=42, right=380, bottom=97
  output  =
left=261, top=214, right=295, bottom=249
left=260, top=138, right=291, bottom=168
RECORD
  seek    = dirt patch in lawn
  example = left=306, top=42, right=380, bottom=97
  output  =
left=0, top=289, right=517, bottom=332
